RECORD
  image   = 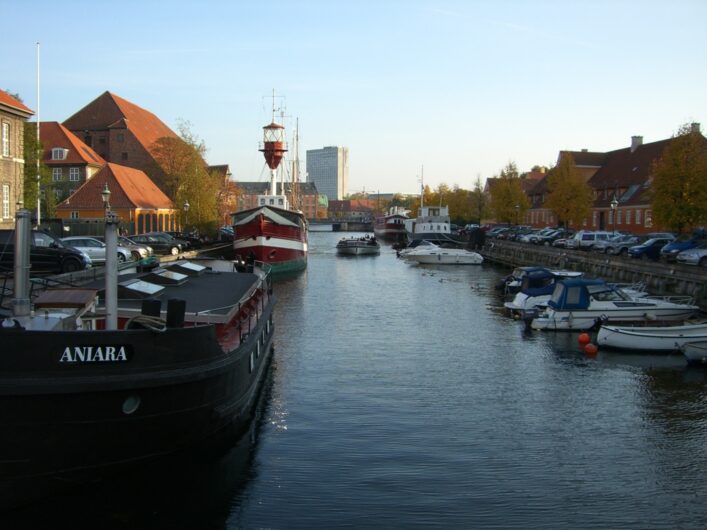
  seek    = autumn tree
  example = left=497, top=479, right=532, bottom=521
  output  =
left=651, top=123, right=707, bottom=234
left=489, top=162, right=529, bottom=224
left=469, top=176, right=488, bottom=224
left=151, top=120, right=220, bottom=233
left=23, top=122, right=53, bottom=219
left=543, top=154, right=593, bottom=228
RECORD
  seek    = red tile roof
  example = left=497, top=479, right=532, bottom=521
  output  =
left=39, top=122, right=105, bottom=166
left=587, top=138, right=673, bottom=189
left=63, top=91, right=178, bottom=157
left=56, top=163, right=173, bottom=210
left=0, top=89, right=33, bottom=115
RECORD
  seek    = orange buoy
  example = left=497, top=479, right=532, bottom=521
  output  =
left=578, top=333, right=591, bottom=345
left=584, top=343, right=598, bottom=356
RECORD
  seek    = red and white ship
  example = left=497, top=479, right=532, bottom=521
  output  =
left=373, top=206, right=409, bottom=242
left=231, top=117, right=308, bottom=274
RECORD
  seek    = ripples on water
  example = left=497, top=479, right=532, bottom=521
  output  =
left=3, top=232, right=707, bottom=529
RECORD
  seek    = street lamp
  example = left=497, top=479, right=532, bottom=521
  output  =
left=514, top=204, right=520, bottom=227
left=101, top=183, right=111, bottom=211
left=102, top=183, right=119, bottom=331
left=610, top=195, right=618, bottom=233
left=183, top=200, right=190, bottom=231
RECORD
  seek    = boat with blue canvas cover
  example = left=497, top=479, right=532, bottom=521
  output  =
left=529, top=278, right=699, bottom=331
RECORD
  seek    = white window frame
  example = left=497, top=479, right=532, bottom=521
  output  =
left=51, top=148, right=68, bottom=160
left=69, top=167, right=80, bottom=181
left=52, top=168, right=62, bottom=181
left=1, top=122, right=9, bottom=157
left=636, top=209, right=642, bottom=225
left=70, top=211, right=79, bottom=219
left=626, top=209, right=632, bottom=225
left=2, top=184, right=9, bottom=219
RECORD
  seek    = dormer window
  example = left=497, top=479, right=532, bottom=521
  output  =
left=52, top=148, right=69, bottom=160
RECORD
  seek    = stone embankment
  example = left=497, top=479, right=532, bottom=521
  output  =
left=480, top=240, right=707, bottom=311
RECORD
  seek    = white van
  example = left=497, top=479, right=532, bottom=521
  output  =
left=566, top=230, right=613, bottom=250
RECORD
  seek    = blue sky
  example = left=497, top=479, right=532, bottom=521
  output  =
left=3, top=0, right=706, bottom=194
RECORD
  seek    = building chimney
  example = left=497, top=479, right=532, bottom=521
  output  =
left=691, top=122, right=701, bottom=134
left=630, top=136, right=643, bottom=153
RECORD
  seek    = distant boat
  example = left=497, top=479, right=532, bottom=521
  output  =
left=404, top=167, right=461, bottom=245
left=597, top=322, right=707, bottom=352
left=336, top=235, right=380, bottom=256
left=530, top=278, right=699, bottom=331
left=374, top=207, right=408, bottom=241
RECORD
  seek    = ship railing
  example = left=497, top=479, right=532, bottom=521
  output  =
left=641, top=294, right=695, bottom=305
left=193, top=262, right=272, bottom=343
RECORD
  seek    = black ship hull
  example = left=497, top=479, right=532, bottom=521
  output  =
left=0, top=302, right=274, bottom=510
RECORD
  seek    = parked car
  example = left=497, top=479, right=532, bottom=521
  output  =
left=130, top=233, right=183, bottom=255
left=0, top=229, right=91, bottom=274
left=93, top=235, right=153, bottom=261
left=603, top=235, right=642, bottom=256
left=566, top=230, right=613, bottom=250
left=660, top=232, right=707, bottom=262
left=676, top=240, right=707, bottom=267
left=165, top=231, right=204, bottom=249
left=552, top=232, right=577, bottom=248
left=61, top=236, right=132, bottom=263
left=628, top=237, right=674, bottom=261
left=218, top=226, right=235, bottom=242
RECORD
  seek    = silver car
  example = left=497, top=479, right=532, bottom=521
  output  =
left=61, top=236, right=133, bottom=263
left=676, top=241, right=707, bottom=267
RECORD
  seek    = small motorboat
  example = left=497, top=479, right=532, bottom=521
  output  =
left=529, top=278, right=699, bottom=331
left=681, top=341, right=707, bottom=365
left=336, top=235, right=380, bottom=256
left=499, top=266, right=582, bottom=295
left=597, top=322, right=707, bottom=352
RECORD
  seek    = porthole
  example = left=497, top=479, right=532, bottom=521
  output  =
left=122, top=395, right=141, bottom=415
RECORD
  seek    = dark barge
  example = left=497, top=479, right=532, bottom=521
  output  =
left=0, top=210, right=275, bottom=509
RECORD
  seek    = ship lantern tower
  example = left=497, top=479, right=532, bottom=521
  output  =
left=260, top=121, right=287, bottom=197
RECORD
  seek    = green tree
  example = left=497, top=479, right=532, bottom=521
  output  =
left=151, top=120, right=220, bottom=233
left=543, top=155, right=593, bottom=228
left=651, top=123, right=707, bottom=234
left=23, top=122, right=53, bottom=218
left=489, top=162, right=529, bottom=224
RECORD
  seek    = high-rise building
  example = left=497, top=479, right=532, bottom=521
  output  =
left=306, top=146, right=348, bottom=200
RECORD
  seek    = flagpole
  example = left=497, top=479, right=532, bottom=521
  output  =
left=36, top=42, right=41, bottom=227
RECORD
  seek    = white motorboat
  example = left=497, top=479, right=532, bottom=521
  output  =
left=681, top=341, right=707, bottom=365
left=336, top=235, right=380, bottom=256
left=402, top=246, right=483, bottom=265
left=504, top=269, right=647, bottom=315
left=500, top=266, right=582, bottom=295
left=530, top=278, right=699, bottom=331
left=397, top=239, right=439, bottom=258
left=596, top=322, right=707, bottom=352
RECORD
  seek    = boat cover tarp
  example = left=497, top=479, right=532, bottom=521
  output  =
left=547, top=279, right=606, bottom=311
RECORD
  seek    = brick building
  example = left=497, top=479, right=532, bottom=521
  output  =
left=526, top=125, right=706, bottom=234
left=56, top=162, right=176, bottom=235
left=0, top=90, right=34, bottom=228
left=40, top=122, right=105, bottom=204
left=63, top=91, right=179, bottom=195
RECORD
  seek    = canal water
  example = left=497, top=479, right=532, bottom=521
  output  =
left=4, top=232, right=707, bottom=529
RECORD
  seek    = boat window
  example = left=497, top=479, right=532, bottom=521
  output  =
left=550, top=284, right=565, bottom=304
left=249, top=352, right=254, bottom=373
left=566, top=287, right=582, bottom=305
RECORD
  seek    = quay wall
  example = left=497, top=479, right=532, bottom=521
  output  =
left=480, top=240, right=707, bottom=311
